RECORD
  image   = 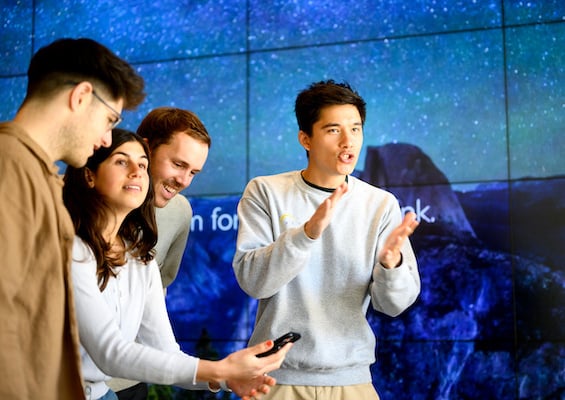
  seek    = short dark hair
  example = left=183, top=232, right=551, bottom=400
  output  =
left=294, top=80, right=366, bottom=136
left=26, top=38, right=145, bottom=109
left=63, top=128, right=157, bottom=291
left=136, top=107, right=211, bottom=151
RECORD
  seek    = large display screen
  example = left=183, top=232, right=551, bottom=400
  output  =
left=1, top=1, right=563, bottom=398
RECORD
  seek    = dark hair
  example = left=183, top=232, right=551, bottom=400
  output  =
left=294, top=80, right=366, bottom=136
left=26, top=38, right=145, bottom=109
left=137, top=107, right=211, bottom=151
left=63, top=128, right=157, bottom=291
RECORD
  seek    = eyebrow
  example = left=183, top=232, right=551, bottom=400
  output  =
left=173, top=158, right=201, bottom=172
left=112, top=151, right=149, bottom=161
left=320, top=121, right=362, bottom=129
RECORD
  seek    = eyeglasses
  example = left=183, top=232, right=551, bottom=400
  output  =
left=92, top=90, right=123, bottom=129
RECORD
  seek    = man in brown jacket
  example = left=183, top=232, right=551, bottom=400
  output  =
left=0, top=38, right=145, bottom=400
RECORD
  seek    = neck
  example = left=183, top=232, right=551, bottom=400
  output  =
left=300, top=169, right=348, bottom=191
left=14, top=102, right=64, bottom=162
left=106, top=233, right=126, bottom=266
left=103, top=211, right=128, bottom=248
left=301, top=170, right=348, bottom=192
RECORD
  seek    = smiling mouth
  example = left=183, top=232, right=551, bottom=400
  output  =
left=163, top=183, right=178, bottom=195
left=124, top=185, right=142, bottom=191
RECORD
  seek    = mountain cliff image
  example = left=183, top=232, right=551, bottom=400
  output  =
left=166, top=143, right=564, bottom=399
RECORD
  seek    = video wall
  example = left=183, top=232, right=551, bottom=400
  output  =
left=1, top=1, right=563, bottom=399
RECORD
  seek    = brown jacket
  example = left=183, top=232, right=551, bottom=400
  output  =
left=0, top=122, right=84, bottom=399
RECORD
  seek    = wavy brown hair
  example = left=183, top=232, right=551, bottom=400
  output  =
left=63, top=128, right=158, bottom=291
left=136, top=106, right=211, bottom=151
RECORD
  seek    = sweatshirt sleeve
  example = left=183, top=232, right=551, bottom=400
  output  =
left=369, top=201, right=421, bottom=317
left=71, top=238, right=208, bottom=390
left=232, top=179, right=316, bottom=299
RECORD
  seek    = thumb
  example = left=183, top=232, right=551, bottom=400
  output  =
left=250, top=339, right=275, bottom=354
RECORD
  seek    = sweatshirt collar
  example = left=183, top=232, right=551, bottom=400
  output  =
left=300, top=170, right=348, bottom=193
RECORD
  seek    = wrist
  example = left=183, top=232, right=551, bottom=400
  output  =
left=381, top=253, right=403, bottom=269
left=220, top=380, right=232, bottom=392
left=303, top=222, right=317, bottom=239
left=197, top=359, right=227, bottom=385
left=208, top=382, right=221, bottom=393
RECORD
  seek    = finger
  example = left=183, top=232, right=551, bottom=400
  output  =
left=263, top=375, right=276, bottom=386
left=260, top=343, right=293, bottom=372
left=402, top=211, right=417, bottom=225
left=258, top=383, right=270, bottom=394
left=388, top=234, right=404, bottom=251
left=250, top=339, right=275, bottom=355
left=329, top=182, right=348, bottom=203
left=404, top=221, right=419, bottom=237
left=276, top=342, right=293, bottom=357
left=337, top=181, right=349, bottom=194
left=401, top=211, right=417, bottom=227
left=250, top=390, right=260, bottom=400
left=322, top=183, right=347, bottom=212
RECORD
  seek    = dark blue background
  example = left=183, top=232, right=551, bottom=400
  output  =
left=1, top=1, right=563, bottom=398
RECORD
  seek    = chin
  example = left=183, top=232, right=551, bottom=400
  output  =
left=67, top=157, right=88, bottom=169
left=155, top=198, right=168, bottom=208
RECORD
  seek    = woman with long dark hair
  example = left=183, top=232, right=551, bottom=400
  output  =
left=64, top=129, right=290, bottom=400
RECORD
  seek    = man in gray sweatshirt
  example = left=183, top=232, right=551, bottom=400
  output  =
left=137, top=107, right=211, bottom=289
left=233, top=80, right=421, bottom=400
left=110, top=107, right=211, bottom=399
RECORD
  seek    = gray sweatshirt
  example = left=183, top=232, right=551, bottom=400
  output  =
left=233, top=171, right=420, bottom=386
left=155, top=194, right=192, bottom=288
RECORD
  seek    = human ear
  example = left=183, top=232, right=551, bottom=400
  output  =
left=298, top=130, right=311, bottom=152
left=84, top=168, right=95, bottom=188
left=69, top=81, right=94, bottom=111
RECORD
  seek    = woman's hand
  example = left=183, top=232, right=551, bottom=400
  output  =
left=229, top=374, right=277, bottom=400
left=198, top=339, right=292, bottom=398
left=221, top=340, right=291, bottom=380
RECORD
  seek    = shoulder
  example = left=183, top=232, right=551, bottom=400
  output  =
left=171, top=193, right=191, bottom=209
left=156, top=194, right=192, bottom=223
left=245, top=171, right=299, bottom=192
left=127, top=253, right=158, bottom=272
left=166, top=194, right=191, bottom=213
left=71, top=237, right=98, bottom=280
left=0, top=122, right=49, bottom=163
left=127, top=257, right=163, bottom=286
left=0, top=126, right=35, bottom=167
left=72, top=236, right=96, bottom=262
left=0, top=122, right=24, bottom=145
left=348, top=176, right=398, bottom=202
left=0, top=123, right=60, bottom=194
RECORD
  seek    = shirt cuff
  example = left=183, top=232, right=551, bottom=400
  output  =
left=220, top=381, right=232, bottom=392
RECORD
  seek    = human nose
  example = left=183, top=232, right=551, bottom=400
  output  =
left=340, top=130, right=354, bottom=148
left=177, top=170, right=193, bottom=189
left=129, top=163, right=144, bottom=177
left=101, top=129, right=112, bottom=147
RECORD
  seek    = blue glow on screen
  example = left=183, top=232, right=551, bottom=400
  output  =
left=1, top=1, right=563, bottom=398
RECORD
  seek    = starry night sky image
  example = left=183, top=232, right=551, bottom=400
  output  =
left=1, top=1, right=563, bottom=399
